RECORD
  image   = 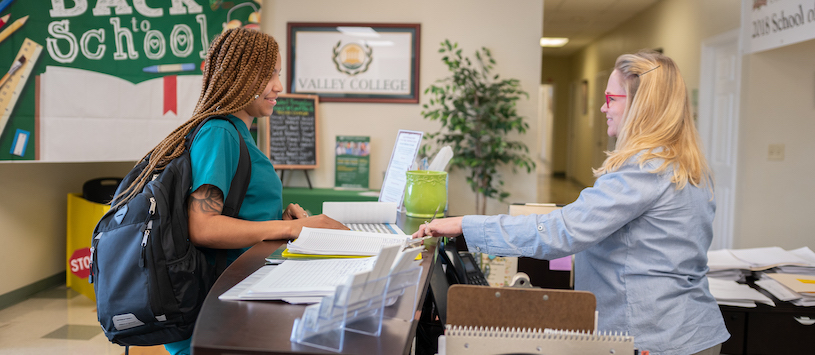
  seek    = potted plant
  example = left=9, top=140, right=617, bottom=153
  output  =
left=421, top=40, right=535, bottom=215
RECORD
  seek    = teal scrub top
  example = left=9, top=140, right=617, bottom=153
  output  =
left=188, top=114, right=283, bottom=262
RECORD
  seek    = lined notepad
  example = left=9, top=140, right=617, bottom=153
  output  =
left=287, top=227, right=410, bottom=256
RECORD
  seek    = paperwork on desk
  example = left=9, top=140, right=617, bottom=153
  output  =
left=707, top=277, right=774, bottom=308
left=220, top=245, right=423, bottom=303
left=287, top=227, right=411, bottom=256
left=757, top=272, right=815, bottom=306
left=707, top=247, right=815, bottom=281
left=707, top=246, right=815, bottom=307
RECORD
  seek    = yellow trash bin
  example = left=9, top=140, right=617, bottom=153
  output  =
left=66, top=193, right=110, bottom=301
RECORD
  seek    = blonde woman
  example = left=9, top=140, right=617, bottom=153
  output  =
left=414, top=51, right=729, bottom=355
left=112, top=28, right=346, bottom=354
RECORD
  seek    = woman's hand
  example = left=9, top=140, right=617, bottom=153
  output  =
left=282, top=203, right=309, bottom=220
left=287, top=214, right=350, bottom=238
left=411, top=217, right=464, bottom=239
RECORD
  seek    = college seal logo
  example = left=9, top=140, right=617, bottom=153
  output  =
left=332, top=41, right=373, bottom=76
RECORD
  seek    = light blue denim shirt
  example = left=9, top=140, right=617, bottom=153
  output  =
left=462, top=156, right=730, bottom=355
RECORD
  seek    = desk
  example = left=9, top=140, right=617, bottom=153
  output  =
left=191, top=214, right=436, bottom=355
left=719, top=277, right=815, bottom=355
left=282, top=187, right=379, bottom=215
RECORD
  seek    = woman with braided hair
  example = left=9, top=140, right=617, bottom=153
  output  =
left=115, top=27, right=347, bottom=354
left=413, top=51, right=729, bottom=354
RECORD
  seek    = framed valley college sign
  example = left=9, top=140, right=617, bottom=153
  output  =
left=286, top=22, right=420, bottom=104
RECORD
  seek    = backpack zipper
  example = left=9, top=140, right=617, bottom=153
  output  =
left=140, top=197, right=156, bottom=268
left=89, top=233, right=102, bottom=283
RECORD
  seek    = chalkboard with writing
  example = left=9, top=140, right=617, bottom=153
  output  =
left=268, top=94, right=319, bottom=169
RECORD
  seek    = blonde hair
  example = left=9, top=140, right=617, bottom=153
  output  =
left=115, top=28, right=279, bottom=206
left=593, top=50, right=711, bottom=190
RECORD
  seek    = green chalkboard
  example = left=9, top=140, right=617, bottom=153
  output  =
left=267, top=94, right=318, bottom=169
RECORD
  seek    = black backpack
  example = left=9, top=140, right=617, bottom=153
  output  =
left=90, top=115, right=251, bottom=346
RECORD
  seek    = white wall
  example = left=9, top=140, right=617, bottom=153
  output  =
left=1, top=0, right=542, bottom=299
left=262, top=0, right=542, bottom=215
left=736, top=39, right=815, bottom=249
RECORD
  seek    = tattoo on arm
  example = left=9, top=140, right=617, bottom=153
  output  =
left=189, top=184, right=224, bottom=214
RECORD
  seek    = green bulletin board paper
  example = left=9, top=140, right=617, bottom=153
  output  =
left=0, top=0, right=262, bottom=161
left=334, top=135, right=370, bottom=189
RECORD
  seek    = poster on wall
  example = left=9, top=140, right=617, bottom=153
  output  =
left=0, top=0, right=262, bottom=162
left=334, top=135, right=370, bottom=190
left=742, top=0, right=815, bottom=54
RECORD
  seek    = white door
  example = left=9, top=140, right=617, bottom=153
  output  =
left=593, top=70, right=612, bottom=169
left=538, top=84, right=555, bottom=175
left=698, top=29, right=741, bottom=250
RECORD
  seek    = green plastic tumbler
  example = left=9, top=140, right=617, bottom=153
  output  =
left=403, top=170, right=447, bottom=218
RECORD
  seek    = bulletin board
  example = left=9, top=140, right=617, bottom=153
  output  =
left=0, top=0, right=263, bottom=162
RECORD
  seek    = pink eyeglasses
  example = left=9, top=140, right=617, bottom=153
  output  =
left=605, top=94, right=626, bottom=107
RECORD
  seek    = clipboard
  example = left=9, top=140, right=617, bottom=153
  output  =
left=441, top=285, right=636, bottom=355
left=446, top=284, right=596, bottom=331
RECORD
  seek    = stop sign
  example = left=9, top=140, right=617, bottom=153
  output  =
left=69, top=247, right=92, bottom=279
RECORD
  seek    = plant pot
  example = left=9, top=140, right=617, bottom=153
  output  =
left=403, top=170, right=447, bottom=218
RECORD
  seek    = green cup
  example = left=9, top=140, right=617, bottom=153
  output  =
left=403, top=170, right=447, bottom=218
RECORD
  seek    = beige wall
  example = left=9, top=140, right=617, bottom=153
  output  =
left=1, top=0, right=542, bottom=298
left=262, top=0, right=542, bottom=214
left=0, top=162, right=135, bottom=296
left=736, top=39, right=815, bottom=249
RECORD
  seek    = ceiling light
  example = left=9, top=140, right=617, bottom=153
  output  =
left=540, top=37, right=569, bottom=47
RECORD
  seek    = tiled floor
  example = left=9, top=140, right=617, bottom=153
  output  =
left=0, top=174, right=585, bottom=355
left=0, top=286, right=168, bottom=355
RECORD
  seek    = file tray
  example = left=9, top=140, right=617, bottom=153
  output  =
left=290, top=266, right=422, bottom=352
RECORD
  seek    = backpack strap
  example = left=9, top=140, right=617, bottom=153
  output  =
left=187, top=115, right=253, bottom=276
left=187, top=115, right=252, bottom=217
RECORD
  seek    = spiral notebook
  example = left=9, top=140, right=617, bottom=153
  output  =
left=439, top=285, right=637, bottom=355
left=439, top=326, right=635, bottom=355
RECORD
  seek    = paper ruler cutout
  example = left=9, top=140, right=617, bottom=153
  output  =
left=0, top=38, right=43, bottom=139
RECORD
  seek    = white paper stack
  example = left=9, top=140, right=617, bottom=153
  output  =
left=707, top=247, right=815, bottom=282
left=219, top=244, right=423, bottom=304
left=729, top=246, right=814, bottom=271
left=707, top=277, right=774, bottom=308
left=778, top=247, right=815, bottom=275
left=707, top=249, right=752, bottom=281
left=287, top=227, right=410, bottom=256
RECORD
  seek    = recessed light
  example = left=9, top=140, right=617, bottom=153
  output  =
left=540, top=37, right=569, bottom=47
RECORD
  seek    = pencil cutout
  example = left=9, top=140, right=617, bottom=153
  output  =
left=0, top=15, right=27, bottom=45
left=143, top=63, right=196, bottom=73
left=0, top=0, right=15, bottom=15
left=0, top=14, right=10, bottom=29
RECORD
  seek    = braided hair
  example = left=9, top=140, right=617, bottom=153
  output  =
left=114, top=27, right=279, bottom=207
